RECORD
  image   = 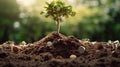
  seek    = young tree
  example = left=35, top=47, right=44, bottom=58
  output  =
left=41, top=0, right=76, bottom=34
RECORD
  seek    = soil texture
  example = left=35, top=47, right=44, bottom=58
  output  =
left=0, top=32, right=120, bottom=67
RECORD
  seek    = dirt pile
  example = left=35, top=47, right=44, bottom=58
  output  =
left=0, top=32, right=120, bottom=67
left=22, top=32, right=82, bottom=58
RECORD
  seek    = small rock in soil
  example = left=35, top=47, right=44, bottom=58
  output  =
left=70, top=54, right=77, bottom=59
left=47, top=41, right=53, bottom=46
left=78, top=46, right=85, bottom=54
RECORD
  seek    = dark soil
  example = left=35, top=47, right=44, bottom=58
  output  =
left=0, top=32, right=120, bottom=67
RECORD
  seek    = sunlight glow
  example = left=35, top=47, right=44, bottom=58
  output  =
left=47, top=0, right=53, bottom=2
left=66, top=0, right=75, bottom=4
left=16, top=0, right=35, bottom=7
left=14, top=21, right=20, bottom=28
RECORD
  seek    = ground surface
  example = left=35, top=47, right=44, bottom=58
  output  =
left=0, top=32, right=120, bottom=67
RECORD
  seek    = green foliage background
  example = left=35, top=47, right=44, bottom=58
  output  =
left=0, top=0, right=120, bottom=43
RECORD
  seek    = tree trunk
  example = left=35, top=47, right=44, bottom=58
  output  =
left=57, top=20, right=60, bottom=34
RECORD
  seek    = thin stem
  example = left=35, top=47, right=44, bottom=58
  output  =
left=57, top=20, right=60, bottom=34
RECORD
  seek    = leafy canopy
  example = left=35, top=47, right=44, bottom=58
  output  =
left=41, top=0, right=76, bottom=21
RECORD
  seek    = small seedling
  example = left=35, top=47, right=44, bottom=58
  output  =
left=41, top=0, right=76, bottom=34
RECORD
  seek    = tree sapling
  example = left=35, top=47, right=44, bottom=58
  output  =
left=41, top=0, right=76, bottom=34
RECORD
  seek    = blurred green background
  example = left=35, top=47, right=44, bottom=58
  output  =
left=0, top=0, right=120, bottom=44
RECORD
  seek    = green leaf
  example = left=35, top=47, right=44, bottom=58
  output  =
left=50, top=1, right=55, bottom=6
left=45, top=14, right=50, bottom=18
left=40, top=11, right=44, bottom=14
left=67, top=6, right=72, bottom=10
left=45, top=2, right=49, bottom=5
left=41, top=0, right=76, bottom=21
left=70, top=12, right=76, bottom=16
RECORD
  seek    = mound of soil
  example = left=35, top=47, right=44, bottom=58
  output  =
left=0, top=32, right=120, bottom=67
left=22, top=32, right=82, bottom=58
